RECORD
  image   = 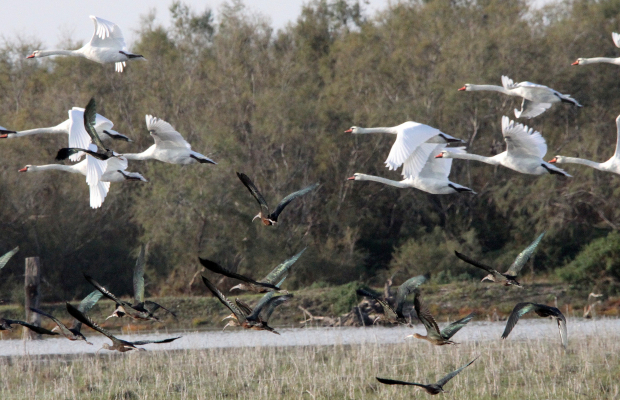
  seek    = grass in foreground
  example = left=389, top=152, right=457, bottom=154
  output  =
left=0, top=327, right=619, bottom=399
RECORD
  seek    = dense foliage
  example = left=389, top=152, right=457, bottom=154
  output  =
left=1, top=0, right=620, bottom=301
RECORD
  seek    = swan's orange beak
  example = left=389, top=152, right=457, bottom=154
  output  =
left=458, top=86, right=466, bottom=91
left=549, top=157, right=557, bottom=163
left=344, top=128, right=352, bottom=133
left=571, top=60, right=579, bottom=66
left=347, top=176, right=355, bottom=180
left=435, top=153, right=444, bottom=158
left=19, top=167, right=28, bottom=172
left=0, top=134, right=8, bottom=139
left=26, top=54, right=35, bottom=59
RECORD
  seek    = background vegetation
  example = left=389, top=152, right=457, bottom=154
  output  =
left=1, top=0, right=620, bottom=302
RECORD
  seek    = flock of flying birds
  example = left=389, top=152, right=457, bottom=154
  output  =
left=0, top=14, right=616, bottom=396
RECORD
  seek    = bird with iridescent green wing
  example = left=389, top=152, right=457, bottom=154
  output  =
left=65, top=303, right=180, bottom=353
left=0, top=317, right=58, bottom=336
left=407, top=293, right=474, bottom=345
left=223, top=278, right=292, bottom=333
left=202, top=275, right=291, bottom=334
left=0, top=247, right=19, bottom=271
left=356, top=273, right=429, bottom=324
left=30, top=290, right=102, bottom=344
left=55, top=98, right=116, bottom=162
left=229, top=248, right=306, bottom=293
left=455, top=232, right=545, bottom=288
left=502, top=302, right=567, bottom=349
left=376, top=357, right=478, bottom=395
left=236, top=172, right=319, bottom=226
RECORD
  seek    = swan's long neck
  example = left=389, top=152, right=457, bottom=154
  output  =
left=28, top=164, right=82, bottom=174
left=580, top=57, right=620, bottom=65
left=446, top=152, right=500, bottom=165
left=467, top=85, right=510, bottom=95
left=37, top=49, right=83, bottom=57
left=556, top=156, right=603, bottom=169
left=11, top=121, right=69, bottom=137
left=353, top=127, right=398, bottom=134
left=354, top=174, right=410, bottom=188
left=122, top=151, right=151, bottom=161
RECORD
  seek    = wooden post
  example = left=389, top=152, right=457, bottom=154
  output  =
left=23, top=257, right=41, bottom=340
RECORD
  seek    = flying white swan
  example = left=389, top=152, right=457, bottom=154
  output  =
left=1, top=107, right=130, bottom=159
left=435, top=116, right=571, bottom=177
left=347, top=143, right=475, bottom=194
left=345, top=121, right=464, bottom=179
left=572, top=32, right=620, bottom=66
left=549, top=114, right=620, bottom=175
left=121, top=115, right=216, bottom=165
left=19, top=152, right=146, bottom=209
left=26, top=16, right=145, bottom=72
left=458, top=76, right=582, bottom=119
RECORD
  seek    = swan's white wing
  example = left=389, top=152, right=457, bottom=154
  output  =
left=417, top=144, right=455, bottom=180
left=515, top=99, right=552, bottom=119
left=88, top=180, right=110, bottom=209
left=104, top=155, right=128, bottom=173
left=85, top=145, right=106, bottom=187
left=67, top=109, right=92, bottom=162
left=501, top=75, right=517, bottom=90
left=502, top=116, right=547, bottom=158
left=613, top=32, right=620, bottom=48
left=400, top=143, right=437, bottom=179
left=88, top=16, right=127, bottom=51
left=145, top=115, right=191, bottom=150
left=385, top=122, right=440, bottom=173
left=512, top=81, right=549, bottom=89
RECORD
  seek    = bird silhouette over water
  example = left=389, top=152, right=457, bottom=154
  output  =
left=228, top=248, right=306, bottom=293
left=501, top=302, right=567, bottom=349
left=377, top=357, right=478, bottom=395
left=66, top=302, right=180, bottom=353
left=199, top=257, right=281, bottom=292
left=0, top=317, right=58, bottom=336
left=455, top=232, right=545, bottom=288
left=236, top=172, right=318, bottom=225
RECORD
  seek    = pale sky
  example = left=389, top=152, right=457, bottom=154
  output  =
left=0, top=0, right=391, bottom=48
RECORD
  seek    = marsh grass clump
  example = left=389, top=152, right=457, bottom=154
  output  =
left=0, top=329, right=618, bottom=399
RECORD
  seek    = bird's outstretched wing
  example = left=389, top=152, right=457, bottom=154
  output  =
left=376, top=377, right=428, bottom=389
left=435, top=357, right=478, bottom=388
left=236, top=172, right=270, bottom=214
left=145, top=115, right=190, bottom=150
left=89, top=16, right=127, bottom=50
left=235, top=299, right=253, bottom=316
left=440, top=312, right=475, bottom=340
left=65, top=302, right=117, bottom=341
left=414, top=294, right=441, bottom=337
left=29, top=307, right=72, bottom=337
left=132, top=336, right=181, bottom=346
left=201, top=276, right=246, bottom=323
left=454, top=251, right=495, bottom=274
left=134, top=244, right=146, bottom=304
left=262, top=248, right=306, bottom=285
left=356, top=287, right=398, bottom=320
left=5, top=319, right=59, bottom=336
left=261, top=294, right=293, bottom=323
left=83, top=98, right=107, bottom=152
left=269, top=183, right=319, bottom=222
left=0, top=247, right=19, bottom=270
left=72, top=290, right=103, bottom=331
left=394, top=273, right=429, bottom=318
left=143, top=300, right=177, bottom=318
left=514, top=99, right=552, bottom=119
left=505, top=232, right=545, bottom=277
left=199, top=258, right=279, bottom=291
left=84, top=274, right=127, bottom=307
left=501, top=302, right=536, bottom=339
